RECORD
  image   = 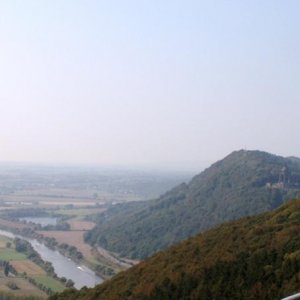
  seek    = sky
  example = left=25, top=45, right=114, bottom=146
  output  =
left=0, top=1, right=299, bottom=171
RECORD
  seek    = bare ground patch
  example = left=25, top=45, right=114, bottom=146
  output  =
left=10, top=260, right=46, bottom=276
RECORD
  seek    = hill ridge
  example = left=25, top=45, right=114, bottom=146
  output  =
left=85, top=149, right=300, bottom=259
left=52, top=199, right=300, bottom=300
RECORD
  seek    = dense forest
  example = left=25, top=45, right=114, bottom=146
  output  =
left=51, top=199, right=300, bottom=300
left=85, top=150, right=300, bottom=258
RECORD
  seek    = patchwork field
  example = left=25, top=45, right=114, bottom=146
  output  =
left=0, top=276, right=46, bottom=298
left=0, top=234, right=66, bottom=297
left=12, top=188, right=96, bottom=198
left=2, top=195, right=97, bottom=207
left=0, top=163, right=189, bottom=291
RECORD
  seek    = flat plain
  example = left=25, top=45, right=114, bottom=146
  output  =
left=0, top=234, right=65, bottom=297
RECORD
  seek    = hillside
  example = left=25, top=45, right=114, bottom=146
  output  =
left=85, top=150, right=300, bottom=259
left=51, top=199, right=300, bottom=300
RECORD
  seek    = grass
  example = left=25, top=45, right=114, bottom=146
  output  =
left=0, top=248, right=27, bottom=260
left=33, top=275, right=65, bottom=293
left=57, top=207, right=104, bottom=217
left=57, top=208, right=92, bottom=216
left=86, top=255, right=99, bottom=265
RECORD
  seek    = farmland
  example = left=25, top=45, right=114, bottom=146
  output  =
left=10, top=261, right=46, bottom=276
left=0, top=248, right=27, bottom=261
left=0, top=277, right=46, bottom=298
left=0, top=163, right=189, bottom=290
left=0, top=164, right=187, bottom=207
left=32, top=276, right=64, bottom=293
left=57, top=207, right=105, bottom=218
left=67, top=220, right=95, bottom=231
left=0, top=234, right=66, bottom=298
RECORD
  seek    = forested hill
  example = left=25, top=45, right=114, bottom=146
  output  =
left=51, top=199, right=300, bottom=300
left=85, top=150, right=300, bottom=259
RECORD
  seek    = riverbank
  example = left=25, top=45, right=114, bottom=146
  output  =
left=0, top=216, right=114, bottom=279
left=0, top=228, right=102, bottom=289
left=0, top=233, right=59, bottom=298
left=0, top=208, right=133, bottom=281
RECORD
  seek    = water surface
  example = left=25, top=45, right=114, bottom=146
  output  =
left=0, top=229, right=102, bottom=289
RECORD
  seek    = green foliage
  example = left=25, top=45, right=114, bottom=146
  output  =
left=65, top=279, right=74, bottom=288
left=57, top=243, right=83, bottom=261
left=0, top=248, right=27, bottom=261
left=51, top=199, right=300, bottom=300
left=42, top=222, right=70, bottom=231
left=1, top=261, right=11, bottom=276
left=85, top=150, right=300, bottom=259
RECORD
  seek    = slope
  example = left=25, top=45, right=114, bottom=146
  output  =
left=51, top=199, right=300, bottom=300
left=85, top=150, right=300, bottom=259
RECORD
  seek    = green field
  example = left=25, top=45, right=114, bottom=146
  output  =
left=0, top=234, right=66, bottom=296
left=0, top=248, right=27, bottom=260
left=33, top=275, right=65, bottom=293
left=57, top=208, right=98, bottom=217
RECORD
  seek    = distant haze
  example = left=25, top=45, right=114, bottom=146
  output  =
left=0, top=1, right=299, bottom=171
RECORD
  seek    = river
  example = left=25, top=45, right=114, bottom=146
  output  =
left=0, top=229, right=103, bottom=289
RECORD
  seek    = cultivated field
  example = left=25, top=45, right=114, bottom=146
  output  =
left=2, top=195, right=98, bottom=208
left=0, top=218, right=29, bottom=229
left=11, top=260, right=46, bottom=276
left=67, top=219, right=96, bottom=231
left=0, top=234, right=65, bottom=296
left=0, top=276, right=46, bottom=298
left=57, top=207, right=106, bottom=217
left=0, top=248, right=27, bottom=261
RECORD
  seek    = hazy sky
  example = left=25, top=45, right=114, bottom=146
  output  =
left=0, top=1, right=299, bottom=171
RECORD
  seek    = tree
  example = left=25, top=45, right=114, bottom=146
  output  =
left=66, top=279, right=75, bottom=288
left=4, top=262, right=9, bottom=276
